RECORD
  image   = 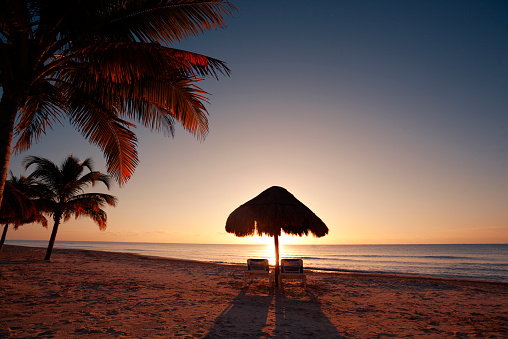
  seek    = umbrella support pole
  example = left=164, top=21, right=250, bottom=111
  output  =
left=274, top=234, right=279, bottom=287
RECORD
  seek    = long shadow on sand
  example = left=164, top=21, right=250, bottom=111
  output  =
left=273, top=287, right=343, bottom=338
left=204, top=288, right=273, bottom=338
left=205, top=284, right=342, bottom=338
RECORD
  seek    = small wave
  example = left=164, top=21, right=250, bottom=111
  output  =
left=420, top=255, right=479, bottom=261
left=328, top=254, right=482, bottom=261
left=282, top=256, right=325, bottom=260
left=305, top=266, right=508, bottom=282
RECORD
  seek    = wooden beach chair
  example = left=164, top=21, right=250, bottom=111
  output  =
left=244, top=259, right=273, bottom=287
left=278, top=258, right=306, bottom=289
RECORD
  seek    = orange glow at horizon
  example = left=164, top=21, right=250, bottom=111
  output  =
left=4, top=1, right=508, bottom=247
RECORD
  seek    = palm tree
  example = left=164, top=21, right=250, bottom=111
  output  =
left=0, top=175, right=48, bottom=250
left=0, top=0, right=236, bottom=206
left=24, top=155, right=117, bottom=260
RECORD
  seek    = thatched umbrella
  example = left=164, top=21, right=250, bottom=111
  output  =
left=0, top=182, right=40, bottom=250
left=225, top=186, right=328, bottom=285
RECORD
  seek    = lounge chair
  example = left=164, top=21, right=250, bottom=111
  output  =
left=278, top=258, right=306, bottom=288
left=244, top=259, right=273, bottom=287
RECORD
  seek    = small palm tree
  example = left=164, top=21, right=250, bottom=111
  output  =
left=24, top=155, right=117, bottom=260
left=0, top=175, right=48, bottom=250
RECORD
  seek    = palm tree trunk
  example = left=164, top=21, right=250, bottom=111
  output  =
left=45, top=213, right=62, bottom=260
left=0, top=224, right=8, bottom=250
left=0, top=95, right=19, bottom=207
left=274, top=233, right=280, bottom=287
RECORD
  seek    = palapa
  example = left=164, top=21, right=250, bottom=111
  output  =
left=225, top=186, right=328, bottom=286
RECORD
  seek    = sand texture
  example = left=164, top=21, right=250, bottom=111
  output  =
left=1, top=245, right=507, bottom=338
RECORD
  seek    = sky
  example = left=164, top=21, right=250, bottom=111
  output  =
left=6, top=0, right=508, bottom=245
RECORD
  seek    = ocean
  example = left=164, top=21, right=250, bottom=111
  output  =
left=5, top=240, right=508, bottom=283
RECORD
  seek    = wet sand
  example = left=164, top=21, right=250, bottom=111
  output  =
left=1, top=245, right=507, bottom=338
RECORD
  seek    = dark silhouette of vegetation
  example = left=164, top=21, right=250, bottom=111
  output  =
left=24, top=155, right=117, bottom=260
left=0, top=0, right=236, bottom=206
left=0, top=174, right=48, bottom=250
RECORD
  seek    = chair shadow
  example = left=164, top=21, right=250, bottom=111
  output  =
left=274, top=286, right=344, bottom=338
left=205, top=287, right=274, bottom=338
left=205, top=283, right=343, bottom=338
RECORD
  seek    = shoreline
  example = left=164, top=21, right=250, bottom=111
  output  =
left=2, top=244, right=508, bottom=338
left=7, top=242, right=508, bottom=284
left=6, top=241, right=507, bottom=283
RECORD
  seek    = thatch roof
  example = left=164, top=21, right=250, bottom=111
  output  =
left=225, top=186, right=328, bottom=238
left=0, top=182, right=38, bottom=226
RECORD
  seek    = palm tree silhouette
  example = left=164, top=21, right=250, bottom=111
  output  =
left=0, top=0, right=236, bottom=205
left=0, top=175, right=48, bottom=250
left=24, top=155, right=117, bottom=260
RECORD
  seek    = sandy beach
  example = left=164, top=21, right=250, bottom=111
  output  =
left=1, top=245, right=507, bottom=338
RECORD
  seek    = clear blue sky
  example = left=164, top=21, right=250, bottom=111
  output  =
left=9, top=0, right=508, bottom=244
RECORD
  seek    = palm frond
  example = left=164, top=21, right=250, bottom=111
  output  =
left=53, top=77, right=139, bottom=185
left=72, top=110, right=138, bottom=187
left=78, top=208, right=108, bottom=230
left=24, top=156, right=62, bottom=195
left=121, top=76, right=210, bottom=138
left=69, top=193, right=118, bottom=208
left=102, top=0, right=236, bottom=45
left=54, top=50, right=211, bottom=181
left=63, top=42, right=224, bottom=140
left=13, top=81, right=68, bottom=153
left=78, top=42, right=229, bottom=79
left=89, top=209, right=108, bottom=230
left=62, top=192, right=116, bottom=230
left=76, top=171, right=113, bottom=190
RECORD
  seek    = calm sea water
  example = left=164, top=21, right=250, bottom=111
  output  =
left=6, top=240, right=508, bottom=282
